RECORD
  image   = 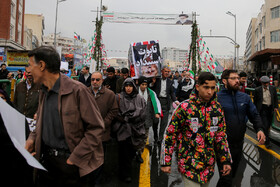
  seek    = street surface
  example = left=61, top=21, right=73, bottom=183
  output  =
left=97, top=119, right=280, bottom=187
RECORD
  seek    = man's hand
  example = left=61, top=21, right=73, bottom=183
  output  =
left=175, top=101, right=180, bottom=105
left=161, top=166, right=171, bottom=173
left=220, top=164, right=231, bottom=176
left=67, top=158, right=74, bottom=165
left=274, top=108, right=278, bottom=113
left=25, top=139, right=36, bottom=156
left=257, top=130, right=266, bottom=145
left=155, top=114, right=160, bottom=119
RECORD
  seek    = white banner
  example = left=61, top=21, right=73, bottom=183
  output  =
left=103, top=12, right=193, bottom=25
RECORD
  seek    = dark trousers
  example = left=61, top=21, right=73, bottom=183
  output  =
left=152, top=117, right=160, bottom=142
left=1, top=146, right=34, bottom=186
left=118, top=138, right=136, bottom=179
left=260, top=104, right=273, bottom=145
left=158, top=97, right=169, bottom=142
left=217, top=142, right=243, bottom=187
left=37, top=153, right=102, bottom=187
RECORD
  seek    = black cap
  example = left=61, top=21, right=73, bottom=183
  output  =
left=138, top=76, right=148, bottom=85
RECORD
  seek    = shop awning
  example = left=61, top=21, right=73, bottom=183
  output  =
left=248, top=48, right=280, bottom=62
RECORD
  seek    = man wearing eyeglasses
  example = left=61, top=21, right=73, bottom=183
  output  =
left=89, top=72, right=118, bottom=183
left=216, top=69, right=266, bottom=187
left=90, top=72, right=118, bottom=141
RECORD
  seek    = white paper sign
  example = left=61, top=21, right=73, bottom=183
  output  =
left=0, top=98, right=46, bottom=171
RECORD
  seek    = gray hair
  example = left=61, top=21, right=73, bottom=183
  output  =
left=92, top=71, right=103, bottom=76
left=161, top=65, right=170, bottom=71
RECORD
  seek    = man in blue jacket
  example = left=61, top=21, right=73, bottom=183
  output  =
left=216, top=69, right=266, bottom=187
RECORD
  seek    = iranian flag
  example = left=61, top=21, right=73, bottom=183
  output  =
left=189, top=70, right=195, bottom=79
left=74, top=32, right=81, bottom=40
left=74, top=32, right=79, bottom=39
left=211, top=61, right=218, bottom=69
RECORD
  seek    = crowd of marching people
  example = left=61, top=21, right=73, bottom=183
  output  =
left=0, top=46, right=279, bottom=187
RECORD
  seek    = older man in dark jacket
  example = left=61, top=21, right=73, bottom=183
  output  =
left=14, top=66, right=40, bottom=119
left=25, top=46, right=104, bottom=186
left=150, top=66, right=179, bottom=144
left=89, top=72, right=118, bottom=142
left=254, top=75, right=278, bottom=148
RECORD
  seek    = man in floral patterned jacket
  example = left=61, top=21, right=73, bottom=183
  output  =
left=161, top=72, right=232, bottom=187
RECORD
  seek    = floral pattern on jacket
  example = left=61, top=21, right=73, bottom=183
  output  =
left=161, top=90, right=232, bottom=184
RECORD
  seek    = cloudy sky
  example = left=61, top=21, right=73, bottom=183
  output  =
left=25, top=0, right=264, bottom=58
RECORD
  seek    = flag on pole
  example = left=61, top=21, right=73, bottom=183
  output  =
left=74, top=32, right=78, bottom=39
left=211, top=61, right=218, bottom=69
left=189, top=70, right=195, bottom=79
left=148, top=88, right=163, bottom=118
left=74, top=32, right=80, bottom=40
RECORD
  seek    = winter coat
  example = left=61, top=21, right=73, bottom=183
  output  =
left=254, top=85, right=278, bottom=112
left=28, top=74, right=105, bottom=177
left=217, top=88, right=264, bottom=144
left=161, top=89, right=232, bottom=184
left=176, top=78, right=195, bottom=102
left=112, top=78, right=146, bottom=148
left=88, top=85, right=118, bottom=141
left=13, top=80, right=40, bottom=118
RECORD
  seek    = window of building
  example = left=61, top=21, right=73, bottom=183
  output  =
left=271, top=30, right=280, bottom=42
left=11, top=2, right=15, bottom=18
left=10, top=25, right=14, bottom=39
left=18, top=12, right=22, bottom=23
left=18, top=30, right=21, bottom=43
left=271, top=6, right=280, bottom=19
left=263, top=16, right=266, bottom=28
left=262, top=37, right=265, bottom=49
left=255, top=28, right=259, bottom=39
left=259, top=23, right=262, bottom=34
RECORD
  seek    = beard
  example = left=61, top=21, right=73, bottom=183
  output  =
left=226, top=80, right=240, bottom=91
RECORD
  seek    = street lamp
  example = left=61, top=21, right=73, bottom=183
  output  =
left=226, top=11, right=237, bottom=70
left=54, top=0, right=66, bottom=49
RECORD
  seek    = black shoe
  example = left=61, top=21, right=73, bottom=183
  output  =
left=136, top=152, right=144, bottom=163
left=124, top=177, right=132, bottom=183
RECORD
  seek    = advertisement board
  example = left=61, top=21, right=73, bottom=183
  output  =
left=7, top=50, right=29, bottom=66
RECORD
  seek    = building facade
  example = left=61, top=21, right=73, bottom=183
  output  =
left=43, top=33, right=75, bottom=55
left=245, top=0, right=280, bottom=78
left=161, top=47, right=188, bottom=63
left=0, top=0, right=26, bottom=55
left=106, top=57, right=128, bottom=70
left=24, top=14, right=44, bottom=46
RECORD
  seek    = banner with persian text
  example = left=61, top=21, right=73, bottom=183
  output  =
left=103, top=12, right=193, bottom=25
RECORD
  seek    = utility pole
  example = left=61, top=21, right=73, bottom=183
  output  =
left=226, top=11, right=237, bottom=70
left=54, top=0, right=66, bottom=49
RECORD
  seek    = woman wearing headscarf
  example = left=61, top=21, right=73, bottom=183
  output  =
left=112, top=78, right=146, bottom=183
left=137, top=76, right=161, bottom=162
